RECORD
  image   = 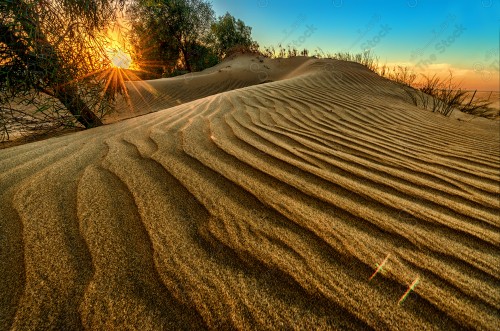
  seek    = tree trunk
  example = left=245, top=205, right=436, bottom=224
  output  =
left=2, top=1, right=103, bottom=129
left=54, top=87, right=103, bottom=128
left=179, top=46, right=192, bottom=72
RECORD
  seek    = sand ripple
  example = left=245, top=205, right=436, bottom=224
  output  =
left=1, top=58, right=499, bottom=330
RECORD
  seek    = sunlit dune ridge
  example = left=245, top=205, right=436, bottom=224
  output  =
left=0, top=55, right=499, bottom=330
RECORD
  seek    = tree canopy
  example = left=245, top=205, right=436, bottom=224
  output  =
left=0, top=0, right=258, bottom=141
left=128, top=0, right=257, bottom=76
left=0, top=0, right=126, bottom=138
left=128, top=0, right=217, bottom=75
left=211, top=12, right=258, bottom=59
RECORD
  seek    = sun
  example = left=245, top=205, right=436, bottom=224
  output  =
left=108, top=49, right=132, bottom=69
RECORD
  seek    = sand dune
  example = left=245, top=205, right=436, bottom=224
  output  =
left=1, top=55, right=499, bottom=330
left=108, top=55, right=309, bottom=122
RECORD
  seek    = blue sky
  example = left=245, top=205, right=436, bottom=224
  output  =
left=211, top=0, right=499, bottom=90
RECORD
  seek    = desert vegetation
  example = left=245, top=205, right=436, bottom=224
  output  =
left=0, top=0, right=258, bottom=142
left=408, top=73, right=493, bottom=117
left=127, top=0, right=258, bottom=77
left=0, top=0, right=130, bottom=142
left=260, top=45, right=495, bottom=118
left=0, top=1, right=128, bottom=131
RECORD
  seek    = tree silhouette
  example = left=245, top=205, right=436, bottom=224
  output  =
left=0, top=0, right=125, bottom=139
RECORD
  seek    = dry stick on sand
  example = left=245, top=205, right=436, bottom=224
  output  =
left=369, top=254, right=390, bottom=281
left=369, top=255, right=420, bottom=305
left=398, top=277, right=421, bottom=305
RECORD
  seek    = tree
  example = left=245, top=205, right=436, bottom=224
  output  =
left=184, top=42, right=219, bottom=72
left=129, top=0, right=216, bottom=74
left=0, top=0, right=125, bottom=139
left=211, top=12, right=258, bottom=59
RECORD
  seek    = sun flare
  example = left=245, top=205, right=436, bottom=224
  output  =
left=108, top=49, right=132, bottom=69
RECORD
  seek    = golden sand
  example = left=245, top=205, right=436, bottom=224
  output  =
left=1, top=55, right=499, bottom=330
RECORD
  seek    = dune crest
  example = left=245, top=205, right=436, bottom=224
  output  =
left=1, top=56, right=499, bottom=330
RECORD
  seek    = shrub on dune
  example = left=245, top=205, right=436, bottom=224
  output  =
left=401, top=72, right=493, bottom=117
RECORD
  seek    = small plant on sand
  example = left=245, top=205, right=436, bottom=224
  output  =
left=402, top=72, right=493, bottom=117
left=259, top=46, right=378, bottom=72
left=375, top=65, right=495, bottom=118
left=259, top=44, right=311, bottom=59
left=330, top=50, right=379, bottom=72
left=379, top=65, right=417, bottom=87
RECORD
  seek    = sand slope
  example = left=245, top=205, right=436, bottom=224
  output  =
left=1, top=56, right=499, bottom=330
left=108, top=54, right=309, bottom=122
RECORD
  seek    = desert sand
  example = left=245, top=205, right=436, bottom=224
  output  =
left=0, top=54, right=499, bottom=330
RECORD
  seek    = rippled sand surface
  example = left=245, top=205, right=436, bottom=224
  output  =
left=1, top=56, right=499, bottom=330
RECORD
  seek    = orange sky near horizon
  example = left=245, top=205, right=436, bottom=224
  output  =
left=384, top=62, right=499, bottom=91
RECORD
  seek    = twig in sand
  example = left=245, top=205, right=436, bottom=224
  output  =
left=369, top=254, right=390, bottom=281
left=398, top=276, right=420, bottom=305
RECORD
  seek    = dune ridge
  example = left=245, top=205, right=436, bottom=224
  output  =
left=1, top=56, right=499, bottom=330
